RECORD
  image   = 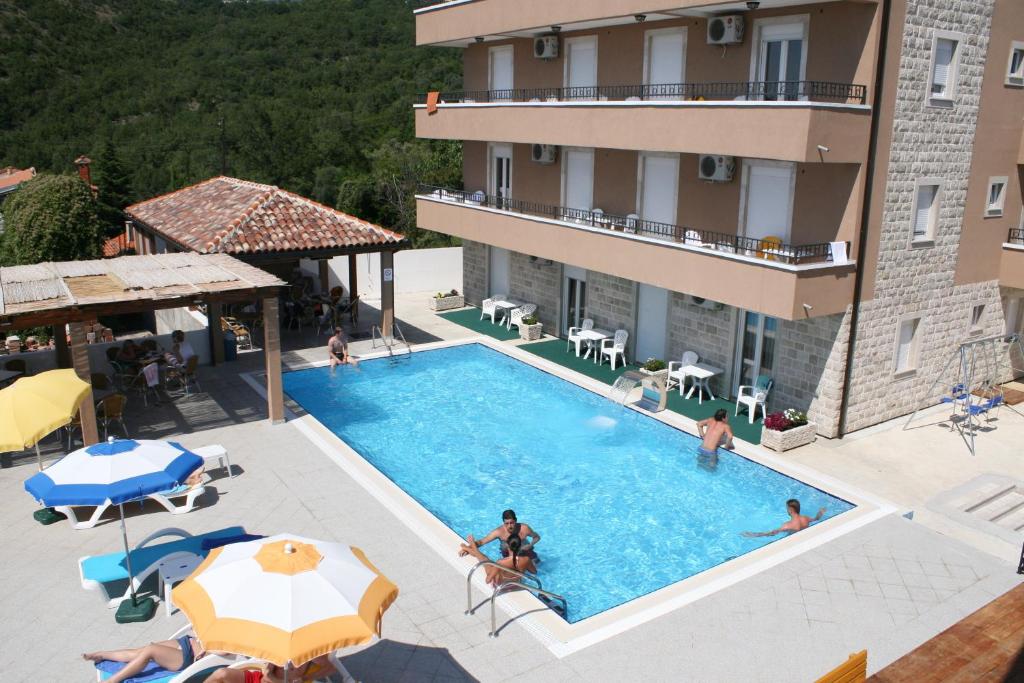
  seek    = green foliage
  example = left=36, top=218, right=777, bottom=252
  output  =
left=0, top=0, right=462, bottom=248
left=0, top=174, right=104, bottom=264
left=642, top=358, right=667, bottom=371
left=522, top=315, right=540, bottom=326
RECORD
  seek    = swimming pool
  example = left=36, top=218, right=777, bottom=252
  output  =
left=283, top=343, right=854, bottom=623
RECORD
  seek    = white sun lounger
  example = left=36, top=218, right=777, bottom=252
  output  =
left=55, top=482, right=206, bottom=530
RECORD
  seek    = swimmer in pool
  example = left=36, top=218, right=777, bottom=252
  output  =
left=742, top=499, right=825, bottom=537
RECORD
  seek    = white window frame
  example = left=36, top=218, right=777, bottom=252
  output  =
left=969, top=303, right=986, bottom=336
left=642, top=27, right=688, bottom=94
left=488, top=45, right=514, bottom=96
left=748, top=15, right=810, bottom=100
left=927, top=30, right=964, bottom=106
left=562, top=35, right=599, bottom=96
left=1004, top=296, right=1024, bottom=336
left=909, top=178, right=943, bottom=247
left=892, top=314, right=924, bottom=377
left=635, top=152, right=681, bottom=226
left=1006, top=41, right=1024, bottom=87
left=486, top=142, right=513, bottom=200
left=559, top=146, right=595, bottom=211
left=738, top=159, right=797, bottom=243
left=985, top=176, right=1008, bottom=217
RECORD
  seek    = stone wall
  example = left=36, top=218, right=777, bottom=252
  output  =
left=585, top=272, right=637, bottom=348
left=843, top=0, right=999, bottom=432
left=775, top=312, right=850, bottom=437
left=666, top=293, right=737, bottom=394
left=509, top=251, right=562, bottom=335
left=461, top=239, right=487, bottom=306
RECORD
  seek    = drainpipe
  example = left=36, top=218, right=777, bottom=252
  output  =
left=838, top=0, right=892, bottom=437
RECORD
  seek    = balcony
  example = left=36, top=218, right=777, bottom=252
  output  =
left=417, top=186, right=856, bottom=320
left=1002, top=228, right=1024, bottom=289
left=416, top=81, right=871, bottom=163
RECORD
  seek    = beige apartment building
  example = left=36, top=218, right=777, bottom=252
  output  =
left=412, top=0, right=1024, bottom=437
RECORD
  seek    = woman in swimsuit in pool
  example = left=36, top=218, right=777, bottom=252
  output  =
left=83, top=635, right=202, bottom=683
left=460, top=532, right=537, bottom=587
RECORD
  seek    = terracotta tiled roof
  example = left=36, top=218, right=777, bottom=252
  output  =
left=102, top=233, right=135, bottom=258
left=0, top=167, right=36, bottom=192
left=125, top=176, right=406, bottom=255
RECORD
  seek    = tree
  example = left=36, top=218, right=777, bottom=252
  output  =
left=0, top=174, right=104, bottom=265
left=92, top=138, right=134, bottom=236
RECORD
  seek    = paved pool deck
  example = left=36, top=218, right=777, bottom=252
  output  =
left=1, top=292, right=1021, bottom=681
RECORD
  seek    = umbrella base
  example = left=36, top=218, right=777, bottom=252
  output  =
left=32, top=507, right=67, bottom=525
left=115, top=597, right=156, bottom=623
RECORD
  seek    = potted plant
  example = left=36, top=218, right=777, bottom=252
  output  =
left=760, top=408, right=817, bottom=452
left=428, top=288, right=464, bottom=312
left=519, top=314, right=543, bottom=341
left=639, top=358, right=669, bottom=379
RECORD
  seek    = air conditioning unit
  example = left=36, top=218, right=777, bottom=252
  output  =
left=533, top=36, right=559, bottom=59
left=707, top=15, right=744, bottom=45
left=698, top=154, right=735, bottom=182
left=690, top=295, right=725, bottom=311
left=531, top=144, right=558, bottom=164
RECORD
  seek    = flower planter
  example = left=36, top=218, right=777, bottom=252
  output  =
left=519, top=322, right=543, bottom=341
left=429, top=295, right=464, bottom=312
left=760, top=421, right=817, bottom=452
left=638, top=368, right=669, bottom=381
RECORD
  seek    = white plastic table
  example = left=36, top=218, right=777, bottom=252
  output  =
left=577, top=328, right=612, bottom=362
left=158, top=554, right=202, bottom=617
left=677, top=363, right=724, bottom=404
left=490, top=299, right=523, bottom=325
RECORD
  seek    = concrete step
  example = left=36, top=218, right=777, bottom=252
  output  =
left=994, top=505, right=1024, bottom=532
left=971, top=489, right=1024, bottom=522
left=959, top=483, right=1016, bottom=512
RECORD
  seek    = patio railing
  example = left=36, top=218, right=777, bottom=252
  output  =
left=1008, top=228, right=1024, bottom=245
left=419, top=184, right=844, bottom=266
left=418, top=80, right=868, bottom=106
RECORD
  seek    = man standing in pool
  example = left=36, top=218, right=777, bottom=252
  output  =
left=458, top=509, right=540, bottom=566
left=695, top=409, right=735, bottom=468
left=742, top=499, right=826, bottom=537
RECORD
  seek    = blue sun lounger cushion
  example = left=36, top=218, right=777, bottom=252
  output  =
left=96, top=659, right=173, bottom=683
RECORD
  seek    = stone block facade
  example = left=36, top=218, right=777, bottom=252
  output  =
left=775, top=312, right=850, bottom=437
left=586, top=271, right=637, bottom=341
left=843, top=0, right=1001, bottom=433
left=461, top=239, right=487, bottom=306
left=509, top=251, right=562, bottom=335
left=667, top=293, right=737, bottom=391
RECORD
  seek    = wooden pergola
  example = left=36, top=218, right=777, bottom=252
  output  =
left=0, top=253, right=286, bottom=446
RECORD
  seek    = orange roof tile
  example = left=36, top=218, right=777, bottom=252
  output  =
left=0, top=167, right=36, bottom=192
left=125, top=176, right=406, bottom=255
left=102, top=234, right=134, bottom=258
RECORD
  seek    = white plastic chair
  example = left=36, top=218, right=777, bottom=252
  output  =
left=508, top=303, right=537, bottom=332
left=668, top=351, right=700, bottom=395
left=567, top=318, right=595, bottom=356
left=599, top=330, right=629, bottom=370
left=625, top=214, right=640, bottom=234
left=480, top=298, right=500, bottom=323
left=685, top=230, right=712, bottom=248
left=735, top=375, right=774, bottom=424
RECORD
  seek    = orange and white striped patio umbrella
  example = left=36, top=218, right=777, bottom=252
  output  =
left=173, top=534, right=398, bottom=666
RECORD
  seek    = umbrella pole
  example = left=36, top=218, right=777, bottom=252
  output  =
left=119, top=503, right=139, bottom=605
left=35, top=442, right=42, bottom=471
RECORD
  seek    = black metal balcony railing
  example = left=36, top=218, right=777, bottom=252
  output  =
left=1009, top=228, right=1024, bottom=245
left=419, top=80, right=868, bottom=106
left=419, top=185, right=842, bottom=266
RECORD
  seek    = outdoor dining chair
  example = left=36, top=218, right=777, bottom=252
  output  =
left=480, top=298, right=500, bottom=324
left=736, top=374, right=774, bottom=424
left=507, top=303, right=537, bottom=332
left=599, top=330, right=630, bottom=370
left=567, top=318, right=594, bottom=356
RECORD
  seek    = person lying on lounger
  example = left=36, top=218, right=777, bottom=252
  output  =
left=742, top=499, right=825, bottom=538
left=206, top=654, right=333, bottom=683
left=83, top=635, right=204, bottom=683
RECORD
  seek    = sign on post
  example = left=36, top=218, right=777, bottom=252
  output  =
left=383, top=268, right=394, bottom=283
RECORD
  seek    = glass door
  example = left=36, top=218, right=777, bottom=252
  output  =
left=564, top=265, right=587, bottom=335
left=734, top=311, right=778, bottom=392
left=755, top=22, right=805, bottom=101
left=488, top=144, right=512, bottom=209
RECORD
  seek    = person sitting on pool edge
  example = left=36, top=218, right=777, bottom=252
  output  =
left=460, top=529, right=537, bottom=587
left=695, top=409, right=734, bottom=463
left=327, top=327, right=357, bottom=372
left=742, top=499, right=826, bottom=537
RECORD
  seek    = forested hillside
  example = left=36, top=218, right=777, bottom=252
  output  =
left=0, top=0, right=462, bottom=245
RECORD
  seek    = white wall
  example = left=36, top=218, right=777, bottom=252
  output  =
left=155, top=307, right=207, bottom=335
left=298, top=247, right=463, bottom=296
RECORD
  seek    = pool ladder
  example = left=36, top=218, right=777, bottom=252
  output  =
left=465, top=560, right=568, bottom=637
left=371, top=322, right=412, bottom=363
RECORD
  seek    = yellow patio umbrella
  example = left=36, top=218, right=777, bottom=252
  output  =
left=173, top=534, right=399, bottom=669
left=0, top=369, right=92, bottom=469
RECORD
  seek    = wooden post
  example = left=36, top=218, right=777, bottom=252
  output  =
left=380, top=251, right=395, bottom=338
left=68, top=322, right=99, bottom=446
left=347, top=253, right=358, bottom=324
left=53, top=324, right=72, bottom=369
left=208, top=302, right=225, bottom=366
left=262, top=296, right=285, bottom=424
left=318, top=259, right=330, bottom=295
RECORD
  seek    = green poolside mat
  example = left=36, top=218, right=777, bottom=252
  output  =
left=437, top=307, right=521, bottom=341
left=519, top=339, right=763, bottom=443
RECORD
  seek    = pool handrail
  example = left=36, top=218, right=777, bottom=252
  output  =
left=465, top=559, right=542, bottom=614
left=488, top=580, right=568, bottom=637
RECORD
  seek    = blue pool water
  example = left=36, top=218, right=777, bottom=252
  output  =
left=283, top=344, right=853, bottom=623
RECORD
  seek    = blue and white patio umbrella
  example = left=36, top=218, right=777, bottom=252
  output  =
left=25, top=438, right=203, bottom=606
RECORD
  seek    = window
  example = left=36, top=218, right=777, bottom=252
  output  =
left=929, top=32, right=962, bottom=103
left=894, top=316, right=922, bottom=375
left=970, top=304, right=986, bottom=335
left=910, top=181, right=941, bottom=244
left=1007, top=42, right=1024, bottom=86
left=985, top=177, right=1007, bottom=217
left=1005, top=297, right=1024, bottom=336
